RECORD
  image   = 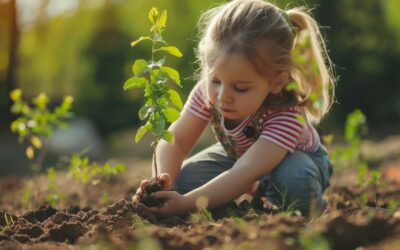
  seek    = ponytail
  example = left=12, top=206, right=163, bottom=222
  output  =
left=287, top=7, right=335, bottom=124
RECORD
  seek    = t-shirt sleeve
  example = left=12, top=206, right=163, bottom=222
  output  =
left=182, top=85, right=212, bottom=121
left=259, top=108, right=305, bottom=152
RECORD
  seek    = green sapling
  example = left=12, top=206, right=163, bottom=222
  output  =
left=123, top=7, right=183, bottom=206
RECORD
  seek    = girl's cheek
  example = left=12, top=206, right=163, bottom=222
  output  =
left=207, top=85, right=217, bottom=103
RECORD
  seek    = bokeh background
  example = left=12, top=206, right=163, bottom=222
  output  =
left=1, top=0, right=400, bottom=177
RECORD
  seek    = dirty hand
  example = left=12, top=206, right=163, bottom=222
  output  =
left=132, top=173, right=171, bottom=203
left=146, top=191, right=191, bottom=216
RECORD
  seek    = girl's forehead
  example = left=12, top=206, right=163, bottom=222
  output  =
left=204, top=41, right=272, bottom=75
left=211, top=53, right=266, bottom=79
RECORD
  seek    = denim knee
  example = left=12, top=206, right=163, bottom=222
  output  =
left=260, top=150, right=329, bottom=216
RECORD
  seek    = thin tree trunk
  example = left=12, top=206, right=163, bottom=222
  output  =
left=0, top=0, right=19, bottom=125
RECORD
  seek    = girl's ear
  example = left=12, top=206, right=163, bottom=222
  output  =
left=270, top=72, right=289, bottom=94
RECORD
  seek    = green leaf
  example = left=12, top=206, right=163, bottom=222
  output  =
left=168, top=89, right=183, bottom=109
left=150, top=70, right=158, bottom=84
left=285, top=82, right=299, bottom=91
left=156, top=57, right=166, bottom=67
left=123, top=77, right=148, bottom=90
left=154, top=116, right=166, bottom=136
left=148, top=7, right=159, bottom=24
left=164, top=108, right=180, bottom=123
left=130, top=36, right=151, bottom=47
left=156, top=46, right=183, bottom=57
left=135, top=124, right=149, bottom=143
left=162, top=130, right=175, bottom=144
left=139, top=105, right=152, bottom=120
left=33, top=93, right=49, bottom=110
left=160, top=66, right=181, bottom=86
left=132, top=59, right=148, bottom=76
left=157, top=10, right=167, bottom=29
left=295, top=114, right=305, bottom=125
left=10, top=89, right=22, bottom=102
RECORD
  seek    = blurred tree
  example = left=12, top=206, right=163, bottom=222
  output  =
left=0, top=0, right=19, bottom=127
left=77, top=2, right=141, bottom=136
left=317, top=0, right=400, bottom=132
left=18, top=1, right=97, bottom=98
left=10, top=0, right=400, bottom=136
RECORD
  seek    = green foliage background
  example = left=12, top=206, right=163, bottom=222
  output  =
left=3, top=0, right=400, bottom=136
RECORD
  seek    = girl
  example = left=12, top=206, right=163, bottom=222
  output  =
left=134, top=0, right=335, bottom=217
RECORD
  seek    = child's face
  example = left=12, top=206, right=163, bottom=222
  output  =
left=207, top=53, right=277, bottom=122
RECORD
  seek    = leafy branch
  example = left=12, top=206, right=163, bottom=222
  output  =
left=9, top=89, right=74, bottom=171
left=123, top=7, right=183, bottom=179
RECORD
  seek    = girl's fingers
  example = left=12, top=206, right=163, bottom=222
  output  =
left=140, top=179, right=150, bottom=190
left=132, top=194, right=139, bottom=203
left=146, top=202, right=168, bottom=214
left=150, top=191, right=171, bottom=199
left=159, top=173, right=171, bottom=188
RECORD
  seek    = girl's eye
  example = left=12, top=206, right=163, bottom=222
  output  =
left=211, top=79, right=221, bottom=84
left=235, top=86, right=248, bottom=92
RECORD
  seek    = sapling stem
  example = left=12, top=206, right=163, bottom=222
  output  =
left=124, top=7, right=183, bottom=192
left=152, top=140, right=159, bottom=180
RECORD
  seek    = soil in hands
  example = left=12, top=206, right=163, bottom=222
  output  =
left=138, top=174, right=170, bottom=207
left=140, top=180, right=164, bottom=207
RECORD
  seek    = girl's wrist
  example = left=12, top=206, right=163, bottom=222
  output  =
left=182, top=193, right=197, bottom=213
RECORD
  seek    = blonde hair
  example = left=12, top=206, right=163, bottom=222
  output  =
left=195, top=0, right=335, bottom=124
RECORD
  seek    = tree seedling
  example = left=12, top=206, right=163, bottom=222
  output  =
left=9, top=89, right=74, bottom=207
left=123, top=7, right=183, bottom=207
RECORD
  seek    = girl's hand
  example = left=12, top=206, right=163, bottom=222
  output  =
left=146, top=191, right=192, bottom=216
left=132, top=173, right=171, bottom=202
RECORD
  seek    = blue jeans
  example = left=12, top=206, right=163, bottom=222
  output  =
left=172, top=143, right=333, bottom=217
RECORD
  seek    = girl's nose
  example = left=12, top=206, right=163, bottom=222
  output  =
left=217, top=87, right=232, bottom=104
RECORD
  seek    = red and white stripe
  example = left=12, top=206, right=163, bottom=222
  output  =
left=183, top=86, right=320, bottom=156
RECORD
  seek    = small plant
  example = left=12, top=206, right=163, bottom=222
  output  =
left=328, top=109, right=368, bottom=172
left=101, top=191, right=110, bottom=205
left=360, top=193, right=369, bottom=207
left=131, top=214, right=150, bottom=229
left=10, top=89, right=74, bottom=169
left=67, top=153, right=126, bottom=185
left=298, top=226, right=330, bottom=250
left=188, top=208, right=214, bottom=223
left=9, top=89, right=74, bottom=207
left=66, top=153, right=126, bottom=204
left=123, top=7, right=183, bottom=206
left=327, top=109, right=381, bottom=187
left=0, top=213, right=15, bottom=233
left=45, top=167, right=65, bottom=207
left=272, top=184, right=300, bottom=216
left=387, top=199, right=399, bottom=213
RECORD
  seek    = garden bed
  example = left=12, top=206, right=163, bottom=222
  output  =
left=1, top=159, right=400, bottom=250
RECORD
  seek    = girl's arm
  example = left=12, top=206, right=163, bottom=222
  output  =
left=154, top=110, right=208, bottom=183
left=182, top=138, right=288, bottom=210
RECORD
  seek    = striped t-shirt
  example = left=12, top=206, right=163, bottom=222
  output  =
left=183, top=85, right=320, bottom=158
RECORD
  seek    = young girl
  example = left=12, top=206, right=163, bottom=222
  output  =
left=134, top=0, right=335, bottom=217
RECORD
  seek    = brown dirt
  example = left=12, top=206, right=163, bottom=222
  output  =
left=1, top=158, right=400, bottom=249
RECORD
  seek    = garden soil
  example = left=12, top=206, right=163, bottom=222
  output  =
left=1, top=156, right=400, bottom=249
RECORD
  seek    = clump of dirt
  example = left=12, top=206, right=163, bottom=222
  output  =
left=137, top=174, right=171, bottom=207
left=316, top=208, right=400, bottom=250
left=140, top=181, right=165, bottom=207
left=0, top=199, right=156, bottom=245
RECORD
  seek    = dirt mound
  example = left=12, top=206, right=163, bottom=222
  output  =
left=0, top=199, right=154, bottom=245
left=1, top=195, right=399, bottom=250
